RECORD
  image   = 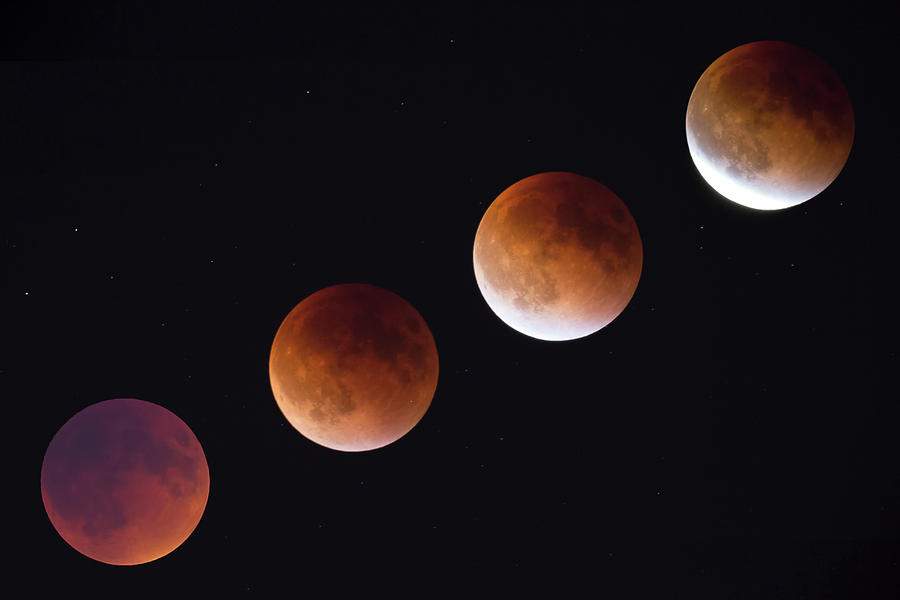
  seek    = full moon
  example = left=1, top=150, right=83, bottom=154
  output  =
left=269, top=283, right=439, bottom=452
left=473, top=172, right=643, bottom=341
left=40, top=398, right=210, bottom=565
left=686, top=40, right=854, bottom=210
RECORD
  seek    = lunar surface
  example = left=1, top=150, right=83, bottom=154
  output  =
left=269, top=284, right=439, bottom=452
left=473, top=172, right=643, bottom=341
left=686, top=40, right=854, bottom=210
left=40, top=398, right=209, bottom=565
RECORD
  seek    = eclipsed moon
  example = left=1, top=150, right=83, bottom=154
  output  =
left=40, top=398, right=210, bottom=565
left=686, top=40, right=855, bottom=210
left=473, top=172, right=643, bottom=341
left=269, top=283, right=439, bottom=452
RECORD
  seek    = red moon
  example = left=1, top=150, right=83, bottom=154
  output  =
left=269, top=283, right=439, bottom=452
left=473, top=172, right=643, bottom=341
left=40, top=398, right=210, bottom=565
left=686, top=41, right=854, bottom=210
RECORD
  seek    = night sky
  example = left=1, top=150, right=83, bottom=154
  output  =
left=6, top=2, right=899, bottom=597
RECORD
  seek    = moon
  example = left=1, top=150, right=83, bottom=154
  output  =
left=473, top=172, right=643, bottom=341
left=269, top=283, right=439, bottom=452
left=40, top=398, right=210, bottom=565
left=686, top=40, right=854, bottom=210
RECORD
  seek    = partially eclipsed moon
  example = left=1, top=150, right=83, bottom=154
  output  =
left=473, top=172, right=643, bottom=341
left=269, top=283, right=439, bottom=452
left=686, top=40, right=855, bottom=210
left=40, top=398, right=210, bottom=565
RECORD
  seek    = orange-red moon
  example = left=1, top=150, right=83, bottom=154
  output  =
left=40, top=398, right=209, bottom=565
left=686, top=41, right=854, bottom=210
left=473, top=172, right=643, bottom=341
left=269, top=283, right=439, bottom=452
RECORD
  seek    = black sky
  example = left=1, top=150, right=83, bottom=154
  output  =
left=5, top=2, right=899, bottom=597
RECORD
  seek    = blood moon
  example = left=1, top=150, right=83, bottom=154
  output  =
left=40, top=398, right=209, bottom=565
left=686, top=41, right=854, bottom=210
left=473, top=172, right=643, bottom=341
left=269, top=284, right=439, bottom=452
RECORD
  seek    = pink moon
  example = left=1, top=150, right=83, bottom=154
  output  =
left=40, top=398, right=210, bottom=565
